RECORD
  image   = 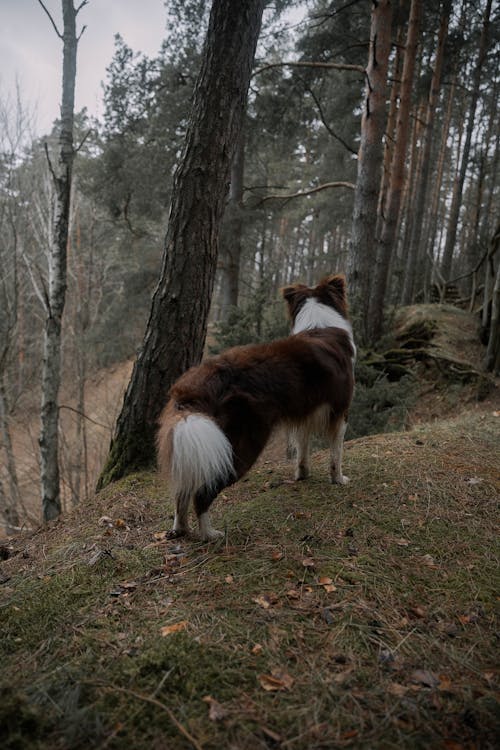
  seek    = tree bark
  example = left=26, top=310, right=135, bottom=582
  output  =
left=483, top=223, right=500, bottom=373
left=218, top=127, right=245, bottom=320
left=97, top=0, right=265, bottom=489
left=39, top=0, right=81, bottom=521
left=368, top=0, right=421, bottom=342
left=401, top=0, right=451, bottom=304
left=440, top=0, right=493, bottom=280
left=347, top=0, right=392, bottom=343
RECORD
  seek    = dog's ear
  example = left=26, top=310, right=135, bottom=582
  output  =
left=324, top=274, right=347, bottom=300
left=281, top=283, right=305, bottom=302
left=281, top=283, right=308, bottom=320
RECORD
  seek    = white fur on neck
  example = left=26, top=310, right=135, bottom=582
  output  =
left=292, top=298, right=356, bottom=358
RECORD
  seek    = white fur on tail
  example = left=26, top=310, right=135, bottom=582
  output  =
left=171, top=414, right=235, bottom=496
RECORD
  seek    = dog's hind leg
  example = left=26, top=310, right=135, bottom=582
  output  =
left=193, top=479, right=228, bottom=542
left=329, top=416, right=349, bottom=485
left=171, top=491, right=191, bottom=536
left=294, top=426, right=311, bottom=481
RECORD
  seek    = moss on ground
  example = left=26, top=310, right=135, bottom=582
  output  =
left=1, top=412, right=499, bottom=749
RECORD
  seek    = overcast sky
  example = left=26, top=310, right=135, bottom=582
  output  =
left=0, top=0, right=167, bottom=135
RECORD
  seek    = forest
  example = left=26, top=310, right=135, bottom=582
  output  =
left=0, top=0, right=498, bottom=532
left=1, top=1, right=499, bottom=748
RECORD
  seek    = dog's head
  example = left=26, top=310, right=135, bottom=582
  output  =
left=282, top=274, right=348, bottom=323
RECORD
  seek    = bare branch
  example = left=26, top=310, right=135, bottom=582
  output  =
left=257, top=181, right=355, bottom=205
left=77, top=24, right=87, bottom=42
left=302, top=83, right=357, bottom=154
left=43, top=141, right=58, bottom=187
left=58, top=405, right=111, bottom=431
left=22, top=252, right=49, bottom=313
left=36, top=0, right=63, bottom=39
left=76, top=0, right=89, bottom=14
left=253, top=61, right=364, bottom=78
left=75, top=129, right=92, bottom=153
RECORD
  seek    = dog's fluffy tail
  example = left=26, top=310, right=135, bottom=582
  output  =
left=157, top=411, right=235, bottom=496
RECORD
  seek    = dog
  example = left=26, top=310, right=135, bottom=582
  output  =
left=156, top=274, right=356, bottom=541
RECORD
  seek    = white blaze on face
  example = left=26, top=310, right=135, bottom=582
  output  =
left=292, top=298, right=356, bottom=359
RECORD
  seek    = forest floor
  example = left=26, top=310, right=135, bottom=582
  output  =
left=1, top=403, right=499, bottom=748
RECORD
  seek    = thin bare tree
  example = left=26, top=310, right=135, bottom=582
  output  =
left=36, top=0, right=88, bottom=520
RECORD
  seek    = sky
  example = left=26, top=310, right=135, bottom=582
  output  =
left=0, top=0, right=168, bottom=136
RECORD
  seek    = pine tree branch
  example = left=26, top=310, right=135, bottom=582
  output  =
left=302, top=83, right=357, bottom=154
left=253, top=61, right=364, bottom=78
left=257, top=181, right=355, bottom=205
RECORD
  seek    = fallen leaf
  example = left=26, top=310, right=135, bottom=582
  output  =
left=286, top=589, right=301, bottom=600
left=466, top=477, right=483, bottom=485
left=160, top=620, right=188, bottom=637
left=251, top=643, right=263, bottom=655
left=318, top=576, right=333, bottom=585
left=408, top=605, right=426, bottom=619
left=202, top=695, right=228, bottom=721
left=253, top=593, right=278, bottom=609
left=153, top=531, right=169, bottom=541
left=98, top=515, right=113, bottom=526
left=387, top=682, right=408, bottom=697
left=437, top=674, right=454, bottom=692
left=323, top=583, right=337, bottom=593
left=225, top=575, right=234, bottom=584
left=410, top=669, right=439, bottom=688
left=271, top=550, right=283, bottom=561
left=396, top=538, right=411, bottom=547
left=114, top=518, right=127, bottom=529
left=332, top=669, right=352, bottom=684
left=340, top=729, right=358, bottom=740
left=302, top=557, right=315, bottom=568
left=420, top=554, right=438, bottom=568
left=259, top=669, right=294, bottom=692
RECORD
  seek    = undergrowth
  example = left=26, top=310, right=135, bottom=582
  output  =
left=1, top=413, right=499, bottom=749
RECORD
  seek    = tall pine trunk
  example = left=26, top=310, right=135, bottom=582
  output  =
left=368, top=0, right=421, bottom=342
left=347, top=0, right=392, bottom=343
left=401, top=0, right=451, bottom=304
left=440, top=0, right=493, bottom=280
left=98, top=0, right=265, bottom=489
left=39, top=0, right=80, bottom=521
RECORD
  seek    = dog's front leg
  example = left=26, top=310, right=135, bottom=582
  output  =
left=329, top=419, right=349, bottom=485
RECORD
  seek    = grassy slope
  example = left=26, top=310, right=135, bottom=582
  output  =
left=1, top=412, right=499, bottom=750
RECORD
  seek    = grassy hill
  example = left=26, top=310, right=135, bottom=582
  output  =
left=1, top=410, right=499, bottom=749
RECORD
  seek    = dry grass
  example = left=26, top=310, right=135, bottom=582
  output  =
left=1, top=411, right=499, bottom=749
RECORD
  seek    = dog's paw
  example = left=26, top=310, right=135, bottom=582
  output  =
left=200, top=528, right=224, bottom=542
left=331, top=474, right=349, bottom=485
left=295, top=466, right=310, bottom=481
left=168, top=527, right=188, bottom=539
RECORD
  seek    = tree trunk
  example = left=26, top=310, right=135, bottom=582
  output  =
left=440, top=0, right=493, bottom=281
left=368, top=0, right=421, bottom=342
left=483, top=223, right=500, bottom=373
left=0, top=378, right=20, bottom=533
left=97, top=0, right=265, bottom=489
left=401, top=0, right=451, bottom=304
left=218, top=127, right=245, bottom=320
left=39, top=0, right=80, bottom=521
left=347, top=0, right=392, bottom=343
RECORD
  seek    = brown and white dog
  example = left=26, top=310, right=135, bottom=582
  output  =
left=156, top=274, right=355, bottom=541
